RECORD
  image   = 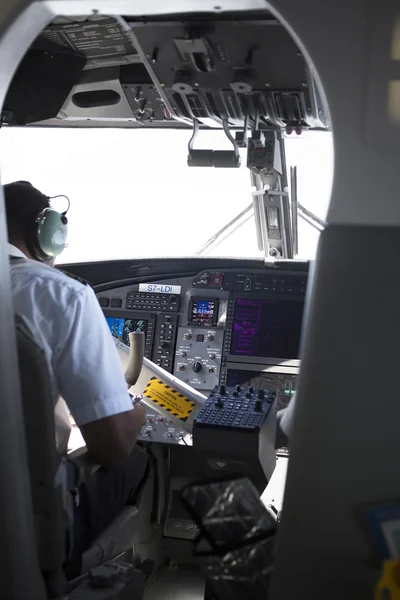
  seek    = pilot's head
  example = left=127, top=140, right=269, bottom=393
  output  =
left=4, top=180, right=68, bottom=265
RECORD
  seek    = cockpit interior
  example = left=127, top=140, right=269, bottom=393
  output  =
left=1, top=2, right=399, bottom=600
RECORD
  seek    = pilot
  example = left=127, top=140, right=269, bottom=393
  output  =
left=276, top=393, right=296, bottom=448
left=4, top=181, right=148, bottom=577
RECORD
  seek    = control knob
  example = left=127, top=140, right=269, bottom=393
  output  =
left=219, top=384, right=227, bottom=396
left=192, top=361, right=202, bottom=373
left=207, top=334, right=215, bottom=342
left=255, top=400, right=263, bottom=412
left=246, top=386, right=255, bottom=398
left=255, top=389, right=265, bottom=412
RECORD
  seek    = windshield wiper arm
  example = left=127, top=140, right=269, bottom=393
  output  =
left=195, top=202, right=254, bottom=256
left=297, top=202, right=327, bottom=232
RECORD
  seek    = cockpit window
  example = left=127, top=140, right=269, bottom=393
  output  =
left=0, top=127, right=333, bottom=263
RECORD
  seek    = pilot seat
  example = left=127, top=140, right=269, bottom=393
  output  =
left=15, top=312, right=151, bottom=598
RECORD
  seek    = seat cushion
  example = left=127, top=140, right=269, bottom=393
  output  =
left=81, top=506, right=139, bottom=574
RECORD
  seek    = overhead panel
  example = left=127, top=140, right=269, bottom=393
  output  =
left=1, top=14, right=330, bottom=131
left=130, top=19, right=329, bottom=130
left=37, top=16, right=138, bottom=70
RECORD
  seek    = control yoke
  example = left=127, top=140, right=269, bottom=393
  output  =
left=187, top=118, right=241, bottom=168
left=125, top=332, right=145, bottom=387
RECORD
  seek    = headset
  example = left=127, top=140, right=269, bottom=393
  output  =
left=10, top=180, right=70, bottom=261
left=29, top=192, right=70, bottom=262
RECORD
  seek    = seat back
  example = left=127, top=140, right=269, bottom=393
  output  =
left=16, top=314, right=153, bottom=590
left=80, top=448, right=152, bottom=574
left=15, top=314, right=67, bottom=596
left=81, top=505, right=140, bottom=574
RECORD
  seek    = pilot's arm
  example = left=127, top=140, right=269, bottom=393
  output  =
left=53, top=283, right=145, bottom=467
left=276, top=393, right=296, bottom=448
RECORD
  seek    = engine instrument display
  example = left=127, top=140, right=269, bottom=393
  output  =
left=230, top=297, right=304, bottom=360
left=106, top=317, right=148, bottom=346
left=189, top=298, right=219, bottom=327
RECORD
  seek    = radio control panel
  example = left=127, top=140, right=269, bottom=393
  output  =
left=137, top=405, right=191, bottom=445
left=174, top=326, right=224, bottom=390
left=126, top=290, right=180, bottom=312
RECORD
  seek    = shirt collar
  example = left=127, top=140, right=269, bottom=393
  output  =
left=7, top=243, right=28, bottom=260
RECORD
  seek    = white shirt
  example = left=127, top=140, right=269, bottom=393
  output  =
left=8, top=243, right=133, bottom=451
left=278, top=393, right=296, bottom=438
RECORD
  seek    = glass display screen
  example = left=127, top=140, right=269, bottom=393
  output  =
left=190, top=299, right=218, bottom=326
left=106, top=317, right=148, bottom=346
left=230, top=297, right=304, bottom=360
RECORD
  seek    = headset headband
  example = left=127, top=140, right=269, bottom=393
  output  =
left=47, top=194, right=70, bottom=218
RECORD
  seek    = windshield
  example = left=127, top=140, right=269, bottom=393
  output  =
left=0, top=128, right=333, bottom=263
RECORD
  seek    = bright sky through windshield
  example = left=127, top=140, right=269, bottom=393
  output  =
left=0, top=127, right=333, bottom=263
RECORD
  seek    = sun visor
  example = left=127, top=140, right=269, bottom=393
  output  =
left=3, top=39, right=86, bottom=125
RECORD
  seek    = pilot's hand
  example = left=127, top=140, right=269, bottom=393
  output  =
left=134, top=403, right=147, bottom=432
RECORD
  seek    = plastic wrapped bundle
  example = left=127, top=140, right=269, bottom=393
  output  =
left=182, top=477, right=277, bottom=600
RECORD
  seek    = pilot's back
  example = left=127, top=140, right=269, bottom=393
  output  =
left=10, top=253, right=88, bottom=385
left=9, top=249, right=96, bottom=454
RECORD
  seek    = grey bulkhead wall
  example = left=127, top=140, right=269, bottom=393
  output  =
left=0, top=2, right=54, bottom=598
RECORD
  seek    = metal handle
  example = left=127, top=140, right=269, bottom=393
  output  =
left=125, top=332, right=145, bottom=387
left=290, top=166, right=299, bottom=256
left=187, top=118, right=241, bottom=168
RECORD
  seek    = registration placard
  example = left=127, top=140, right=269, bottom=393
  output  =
left=139, top=283, right=181, bottom=294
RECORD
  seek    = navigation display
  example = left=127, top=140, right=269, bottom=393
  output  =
left=106, top=317, right=148, bottom=346
left=189, top=298, right=219, bottom=326
left=230, top=297, right=304, bottom=360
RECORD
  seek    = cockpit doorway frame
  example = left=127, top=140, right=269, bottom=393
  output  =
left=1, top=1, right=400, bottom=599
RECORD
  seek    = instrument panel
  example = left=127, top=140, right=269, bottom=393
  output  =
left=96, top=264, right=306, bottom=452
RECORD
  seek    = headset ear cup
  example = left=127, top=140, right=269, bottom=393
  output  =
left=35, top=208, right=68, bottom=260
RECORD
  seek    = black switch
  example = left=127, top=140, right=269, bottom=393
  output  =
left=219, top=384, right=226, bottom=396
left=98, top=297, right=110, bottom=307
left=257, top=389, right=265, bottom=400
left=110, top=298, right=122, bottom=308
